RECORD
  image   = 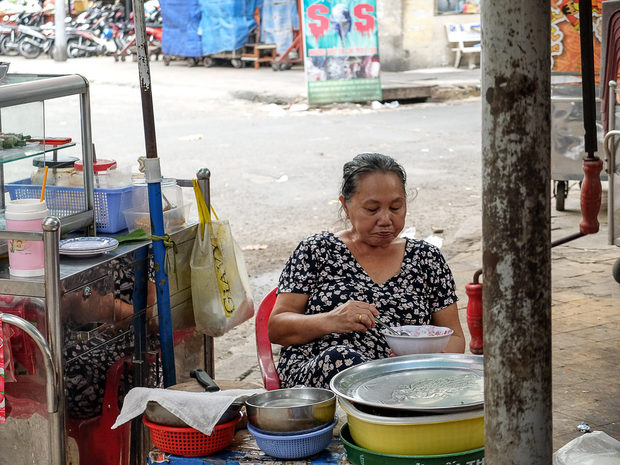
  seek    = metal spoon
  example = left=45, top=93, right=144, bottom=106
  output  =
left=375, top=318, right=408, bottom=336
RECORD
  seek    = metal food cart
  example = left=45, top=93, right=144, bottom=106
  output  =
left=551, top=73, right=609, bottom=211
left=603, top=81, right=620, bottom=277
left=0, top=74, right=206, bottom=465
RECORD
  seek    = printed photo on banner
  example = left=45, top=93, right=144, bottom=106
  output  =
left=302, top=0, right=382, bottom=104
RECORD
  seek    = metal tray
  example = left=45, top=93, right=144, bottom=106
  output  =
left=329, top=354, right=484, bottom=413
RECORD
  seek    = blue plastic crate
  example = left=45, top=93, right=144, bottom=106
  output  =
left=6, top=179, right=135, bottom=233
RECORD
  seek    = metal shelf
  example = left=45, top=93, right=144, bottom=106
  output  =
left=0, top=142, right=76, bottom=165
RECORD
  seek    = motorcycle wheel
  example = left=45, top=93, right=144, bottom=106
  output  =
left=0, top=35, right=21, bottom=57
left=18, top=39, right=42, bottom=59
left=67, top=39, right=86, bottom=58
left=0, top=35, right=8, bottom=55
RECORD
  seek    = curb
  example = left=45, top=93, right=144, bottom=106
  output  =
left=233, top=82, right=482, bottom=106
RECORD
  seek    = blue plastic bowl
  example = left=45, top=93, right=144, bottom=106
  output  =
left=247, top=418, right=337, bottom=459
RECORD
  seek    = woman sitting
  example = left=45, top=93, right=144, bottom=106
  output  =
left=268, top=152, right=465, bottom=389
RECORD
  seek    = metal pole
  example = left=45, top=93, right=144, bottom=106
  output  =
left=130, top=245, right=149, bottom=465
left=79, top=81, right=96, bottom=236
left=53, top=0, right=67, bottom=61
left=42, top=217, right=66, bottom=465
left=132, top=0, right=176, bottom=387
left=607, top=82, right=617, bottom=246
left=196, top=168, right=215, bottom=378
left=481, top=1, right=552, bottom=463
left=580, top=0, right=597, bottom=159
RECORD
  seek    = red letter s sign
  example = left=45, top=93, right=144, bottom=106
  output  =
left=307, top=4, right=330, bottom=41
left=353, top=4, right=375, bottom=34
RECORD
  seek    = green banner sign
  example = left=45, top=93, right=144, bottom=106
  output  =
left=302, top=0, right=382, bottom=104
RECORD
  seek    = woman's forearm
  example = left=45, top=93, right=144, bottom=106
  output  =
left=444, top=332, right=466, bottom=353
left=269, top=311, right=333, bottom=346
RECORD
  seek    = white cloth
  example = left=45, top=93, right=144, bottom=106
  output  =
left=112, top=387, right=264, bottom=435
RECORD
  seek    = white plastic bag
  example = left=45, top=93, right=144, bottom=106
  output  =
left=553, top=431, right=620, bottom=465
left=190, top=181, right=254, bottom=337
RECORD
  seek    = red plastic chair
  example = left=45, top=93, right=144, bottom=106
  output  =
left=255, top=287, right=281, bottom=390
left=66, top=355, right=131, bottom=465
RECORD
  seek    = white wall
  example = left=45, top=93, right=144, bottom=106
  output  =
left=377, top=0, right=480, bottom=70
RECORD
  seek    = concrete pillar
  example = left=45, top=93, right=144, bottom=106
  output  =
left=481, top=1, right=553, bottom=463
left=54, top=0, right=67, bottom=61
left=377, top=0, right=408, bottom=71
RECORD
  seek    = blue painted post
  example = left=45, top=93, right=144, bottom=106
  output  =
left=132, top=0, right=176, bottom=387
left=146, top=165, right=177, bottom=387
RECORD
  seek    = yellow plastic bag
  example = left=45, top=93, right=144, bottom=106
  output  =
left=190, top=181, right=254, bottom=336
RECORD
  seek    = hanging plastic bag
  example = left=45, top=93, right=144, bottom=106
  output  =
left=190, top=180, right=254, bottom=337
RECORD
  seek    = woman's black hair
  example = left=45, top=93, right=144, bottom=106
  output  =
left=340, top=153, right=407, bottom=203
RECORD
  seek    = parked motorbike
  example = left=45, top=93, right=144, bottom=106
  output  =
left=0, top=11, right=43, bottom=56
left=0, top=23, right=20, bottom=56
left=63, top=2, right=127, bottom=57
left=17, top=23, right=55, bottom=59
left=66, top=28, right=107, bottom=57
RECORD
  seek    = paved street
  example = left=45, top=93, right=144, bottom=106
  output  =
left=5, top=55, right=619, bottom=453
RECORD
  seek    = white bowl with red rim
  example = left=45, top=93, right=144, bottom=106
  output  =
left=382, top=324, right=454, bottom=355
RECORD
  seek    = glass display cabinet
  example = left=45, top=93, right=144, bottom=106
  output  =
left=0, top=74, right=202, bottom=465
left=0, top=74, right=96, bottom=233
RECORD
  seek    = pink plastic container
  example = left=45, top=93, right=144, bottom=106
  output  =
left=5, top=199, right=49, bottom=277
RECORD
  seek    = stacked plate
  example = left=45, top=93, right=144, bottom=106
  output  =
left=329, top=354, right=485, bottom=456
left=59, top=237, right=119, bottom=257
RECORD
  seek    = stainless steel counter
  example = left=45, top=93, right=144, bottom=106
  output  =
left=0, top=222, right=204, bottom=465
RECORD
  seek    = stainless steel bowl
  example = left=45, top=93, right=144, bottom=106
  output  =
left=0, top=62, right=9, bottom=81
left=144, top=400, right=244, bottom=427
left=245, top=387, right=336, bottom=433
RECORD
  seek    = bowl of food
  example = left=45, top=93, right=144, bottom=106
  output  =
left=382, top=325, right=453, bottom=355
left=245, top=387, right=336, bottom=433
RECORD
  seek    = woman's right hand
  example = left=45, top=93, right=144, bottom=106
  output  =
left=269, top=294, right=380, bottom=347
left=329, top=300, right=380, bottom=333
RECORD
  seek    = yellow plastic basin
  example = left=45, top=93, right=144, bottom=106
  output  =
left=339, top=398, right=484, bottom=456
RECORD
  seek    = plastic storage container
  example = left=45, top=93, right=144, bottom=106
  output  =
left=123, top=204, right=190, bottom=234
left=130, top=176, right=183, bottom=211
left=123, top=176, right=187, bottom=234
left=74, top=159, right=118, bottom=188
left=30, top=155, right=81, bottom=186
left=6, top=179, right=134, bottom=233
left=5, top=199, right=49, bottom=277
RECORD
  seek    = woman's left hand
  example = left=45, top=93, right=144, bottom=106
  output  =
left=432, top=303, right=466, bottom=353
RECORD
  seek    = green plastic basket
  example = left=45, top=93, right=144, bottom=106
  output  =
left=340, top=423, right=485, bottom=465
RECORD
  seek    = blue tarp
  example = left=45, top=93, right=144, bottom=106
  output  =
left=198, top=0, right=261, bottom=55
left=160, top=0, right=262, bottom=57
left=260, top=0, right=298, bottom=55
left=160, top=0, right=203, bottom=57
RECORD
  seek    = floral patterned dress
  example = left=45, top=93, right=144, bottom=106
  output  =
left=276, top=232, right=457, bottom=389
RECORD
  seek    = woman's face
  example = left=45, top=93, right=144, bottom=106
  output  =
left=341, top=171, right=406, bottom=247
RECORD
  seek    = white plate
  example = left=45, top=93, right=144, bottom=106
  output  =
left=329, top=354, right=484, bottom=413
left=59, top=237, right=119, bottom=256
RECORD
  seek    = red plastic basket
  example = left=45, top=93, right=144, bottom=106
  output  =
left=143, top=413, right=240, bottom=457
